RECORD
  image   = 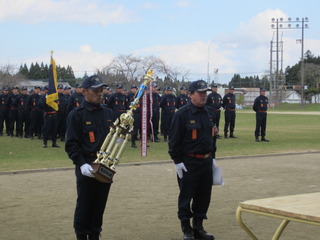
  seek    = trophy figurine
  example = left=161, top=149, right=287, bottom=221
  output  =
left=91, top=69, right=153, bottom=183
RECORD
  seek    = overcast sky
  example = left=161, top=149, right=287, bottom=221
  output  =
left=1, top=0, right=319, bottom=84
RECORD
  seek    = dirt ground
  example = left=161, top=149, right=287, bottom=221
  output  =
left=1, top=152, right=320, bottom=240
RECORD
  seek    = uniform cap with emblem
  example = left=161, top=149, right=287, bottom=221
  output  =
left=2, top=86, right=9, bottom=91
left=75, top=83, right=82, bottom=88
left=211, top=83, right=218, bottom=88
left=34, top=85, right=41, bottom=89
left=82, top=75, right=107, bottom=89
left=180, top=86, right=187, bottom=91
left=58, top=84, right=64, bottom=89
left=131, top=85, right=138, bottom=89
left=189, top=80, right=210, bottom=93
left=229, top=86, right=235, bottom=90
left=260, top=87, right=266, bottom=92
left=166, top=86, right=173, bottom=91
left=64, top=86, right=71, bottom=90
left=12, top=86, right=19, bottom=90
left=152, top=82, right=158, bottom=88
left=21, top=86, right=28, bottom=91
left=115, top=84, right=123, bottom=89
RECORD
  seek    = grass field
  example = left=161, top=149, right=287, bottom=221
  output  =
left=0, top=110, right=319, bottom=172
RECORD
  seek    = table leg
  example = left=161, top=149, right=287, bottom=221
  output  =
left=272, top=219, right=290, bottom=240
left=236, top=206, right=259, bottom=240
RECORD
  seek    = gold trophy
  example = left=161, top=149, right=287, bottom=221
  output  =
left=91, top=69, right=153, bottom=183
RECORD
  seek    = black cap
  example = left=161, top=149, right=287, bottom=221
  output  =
left=131, top=85, right=138, bottom=89
left=12, top=86, right=19, bottom=90
left=115, top=84, right=123, bottom=89
left=64, top=86, right=71, bottom=90
left=260, top=87, right=266, bottom=92
left=75, top=83, right=82, bottom=88
left=166, top=86, right=173, bottom=91
left=34, top=85, right=41, bottom=89
left=58, top=84, right=64, bottom=89
left=189, top=80, right=209, bottom=93
left=180, top=86, right=187, bottom=91
left=43, top=85, right=49, bottom=90
left=2, top=86, right=9, bottom=91
left=21, top=86, right=28, bottom=91
left=152, top=82, right=158, bottom=88
left=211, top=83, right=218, bottom=88
left=82, top=75, right=107, bottom=89
left=229, top=86, right=235, bottom=90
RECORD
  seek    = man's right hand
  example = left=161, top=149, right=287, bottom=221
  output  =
left=80, top=163, right=95, bottom=178
left=175, top=162, right=187, bottom=179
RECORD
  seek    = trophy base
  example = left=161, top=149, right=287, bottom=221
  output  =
left=91, top=163, right=116, bottom=183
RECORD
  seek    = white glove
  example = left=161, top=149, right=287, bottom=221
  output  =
left=175, top=162, right=187, bottom=179
left=212, top=158, right=217, bottom=168
left=80, top=163, right=95, bottom=178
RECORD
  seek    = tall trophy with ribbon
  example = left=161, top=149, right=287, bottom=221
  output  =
left=91, top=69, right=153, bottom=183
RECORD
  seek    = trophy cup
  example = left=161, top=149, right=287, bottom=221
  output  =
left=91, top=69, right=153, bottom=183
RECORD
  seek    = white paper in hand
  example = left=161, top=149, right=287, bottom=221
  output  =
left=212, top=166, right=224, bottom=185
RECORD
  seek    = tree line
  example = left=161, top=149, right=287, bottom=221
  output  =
left=18, top=62, right=76, bottom=80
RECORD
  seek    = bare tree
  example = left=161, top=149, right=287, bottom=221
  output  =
left=100, top=54, right=190, bottom=83
left=0, top=64, right=25, bottom=88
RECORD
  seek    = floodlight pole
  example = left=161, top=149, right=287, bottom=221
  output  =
left=300, top=18, right=305, bottom=104
left=271, top=17, right=309, bottom=106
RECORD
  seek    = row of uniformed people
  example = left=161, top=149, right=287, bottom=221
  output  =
left=0, top=82, right=191, bottom=146
left=0, top=84, right=79, bottom=146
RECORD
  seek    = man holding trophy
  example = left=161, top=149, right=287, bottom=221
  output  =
left=65, top=75, right=116, bottom=240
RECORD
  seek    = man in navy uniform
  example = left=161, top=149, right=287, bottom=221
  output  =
left=169, top=80, right=216, bottom=240
left=8, top=86, right=20, bottom=137
left=176, top=86, right=189, bottom=109
left=253, top=87, right=269, bottom=142
left=57, top=84, right=68, bottom=141
left=126, top=85, right=141, bottom=148
left=108, top=84, right=127, bottom=120
left=14, top=86, right=30, bottom=138
left=160, top=86, right=176, bottom=142
left=222, top=86, right=237, bottom=138
left=206, top=83, right=222, bottom=138
left=28, top=86, right=42, bottom=139
left=0, top=87, right=10, bottom=136
left=40, top=86, right=59, bottom=148
left=68, top=83, right=84, bottom=113
left=65, top=75, right=116, bottom=240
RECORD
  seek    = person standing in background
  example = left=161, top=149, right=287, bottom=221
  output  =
left=253, top=87, right=270, bottom=142
left=222, top=86, right=237, bottom=138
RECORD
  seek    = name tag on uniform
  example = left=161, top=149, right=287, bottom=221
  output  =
left=89, top=131, right=95, bottom=143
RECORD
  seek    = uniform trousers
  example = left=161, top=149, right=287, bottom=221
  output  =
left=43, top=113, right=57, bottom=142
left=9, top=109, right=18, bottom=135
left=0, top=109, right=9, bottom=134
left=255, top=112, right=267, bottom=138
left=74, top=166, right=111, bottom=235
left=161, top=110, right=175, bottom=136
left=224, top=110, right=236, bottom=135
left=133, top=111, right=141, bottom=138
left=17, top=109, right=30, bottom=136
left=152, top=110, right=160, bottom=137
left=213, top=110, right=221, bottom=130
left=177, top=156, right=213, bottom=220
left=30, top=110, right=42, bottom=136
left=57, top=111, right=67, bottom=139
